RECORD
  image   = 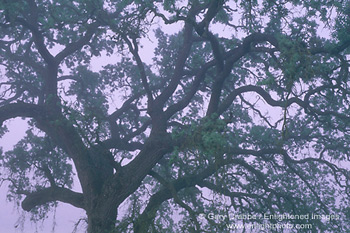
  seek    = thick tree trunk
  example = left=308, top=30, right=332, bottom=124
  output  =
left=83, top=131, right=171, bottom=233
left=87, top=207, right=118, bottom=233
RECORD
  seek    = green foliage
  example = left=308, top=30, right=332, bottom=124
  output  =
left=171, top=116, right=230, bottom=159
left=1, top=0, right=350, bottom=232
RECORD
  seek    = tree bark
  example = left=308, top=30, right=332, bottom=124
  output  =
left=87, top=206, right=118, bottom=233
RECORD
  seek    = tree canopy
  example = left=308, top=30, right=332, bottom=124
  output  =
left=1, top=0, right=350, bottom=232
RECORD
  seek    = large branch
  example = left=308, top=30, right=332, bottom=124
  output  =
left=194, top=0, right=225, bottom=71
left=0, top=103, right=111, bottom=202
left=152, top=18, right=194, bottom=114
left=206, top=33, right=279, bottom=115
left=121, top=132, right=173, bottom=184
left=21, top=186, right=84, bottom=211
left=217, top=83, right=350, bottom=124
left=17, top=1, right=99, bottom=101
left=18, top=0, right=56, bottom=66
left=196, top=0, right=224, bottom=36
left=16, top=1, right=59, bottom=101
left=108, top=93, right=143, bottom=123
left=217, top=85, right=306, bottom=115
left=164, top=33, right=279, bottom=120
left=0, top=102, right=44, bottom=126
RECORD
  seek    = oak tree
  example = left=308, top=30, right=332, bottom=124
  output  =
left=1, top=0, right=350, bottom=232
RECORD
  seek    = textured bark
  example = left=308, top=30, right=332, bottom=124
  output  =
left=87, top=205, right=118, bottom=233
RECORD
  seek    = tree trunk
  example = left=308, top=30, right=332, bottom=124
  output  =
left=87, top=207, right=118, bottom=233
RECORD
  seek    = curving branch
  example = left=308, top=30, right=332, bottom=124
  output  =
left=0, top=102, right=44, bottom=126
left=152, top=17, right=194, bottom=115
left=206, top=33, right=279, bottom=116
left=193, top=0, right=226, bottom=72
left=218, top=85, right=307, bottom=116
left=165, top=33, right=279, bottom=120
left=310, top=38, right=350, bottom=55
left=21, top=186, right=84, bottom=211
left=108, top=93, right=143, bottom=123
left=216, top=82, right=350, bottom=126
